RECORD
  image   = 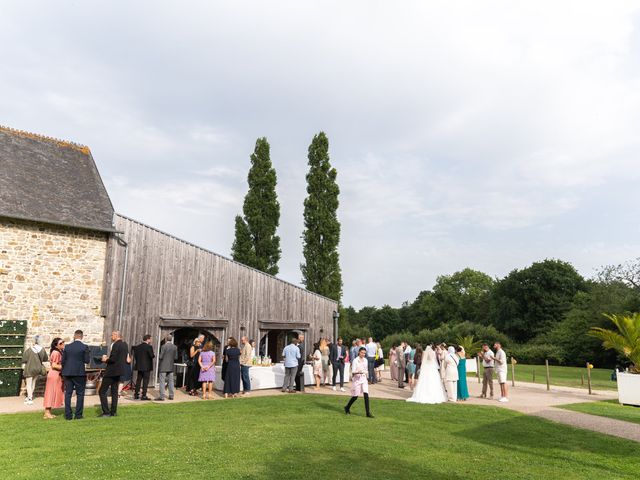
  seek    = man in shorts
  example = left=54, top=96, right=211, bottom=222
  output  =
left=494, top=342, right=508, bottom=402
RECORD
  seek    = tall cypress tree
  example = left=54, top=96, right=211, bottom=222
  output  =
left=301, top=132, right=342, bottom=301
left=231, top=137, right=281, bottom=275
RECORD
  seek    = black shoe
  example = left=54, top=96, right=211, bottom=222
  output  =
left=134, top=395, right=140, bottom=400
left=110, top=412, right=117, bottom=417
left=168, top=397, right=174, bottom=400
left=98, top=413, right=112, bottom=418
left=65, top=417, right=73, bottom=421
left=398, top=385, right=405, bottom=389
left=74, top=416, right=83, bottom=420
left=344, top=406, right=350, bottom=415
left=140, top=396, right=151, bottom=401
left=366, top=413, right=375, bottom=418
left=154, top=398, right=165, bottom=401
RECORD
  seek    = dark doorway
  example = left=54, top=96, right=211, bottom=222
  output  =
left=167, top=327, right=222, bottom=387
left=259, top=330, right=304, bottom=363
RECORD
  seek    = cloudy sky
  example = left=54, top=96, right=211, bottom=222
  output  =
left=2, top=1, right=640, bottom=308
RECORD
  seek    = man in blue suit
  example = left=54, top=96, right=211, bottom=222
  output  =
left=61, top=329, right=90, bottom=420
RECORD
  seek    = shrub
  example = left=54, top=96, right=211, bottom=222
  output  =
left=509, top=343, right=566, bottom=365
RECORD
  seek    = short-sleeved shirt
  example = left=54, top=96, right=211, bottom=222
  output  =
left=494, top=349, right=507, bottom=373
left=365, top=342, right=377, bottom=357
left=282, top=343, right=301, bottom=368
left=482, top=350, right=495, bottom=368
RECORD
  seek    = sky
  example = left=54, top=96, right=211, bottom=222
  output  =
left=2, top=1, right=640, bottom=308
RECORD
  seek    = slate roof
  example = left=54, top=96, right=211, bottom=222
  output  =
left=0, top=126, right=115, bottom=232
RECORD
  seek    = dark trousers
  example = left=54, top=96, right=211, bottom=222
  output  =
left=134, top=370, right=151, bottom=397
left=99, top=375, right=120, bottom=415
left=63, top=376, right=86, bottom=420
left=295, top=365, right=305, bottom=391
left=367, top=357, right=376, bottom=383
left=345, top=393, right=371, bottom=415
left=241, top=365, right=251, bottom=392
left=332, top=361, right=345, bottom=387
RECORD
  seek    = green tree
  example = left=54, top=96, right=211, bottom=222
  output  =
left=369, top=305, right=402, bottom=340
left=231, top=215, right=254, bottom=266
left=589, top=312, right=640, bottom=372
left=231, top=137, right=281, bottom=275
left=301, top=132, right=342, bottom=301
left=491, top=259, right=586, bottom=342
left=542, top=280, right=640, bottom=367
left=431, top=268, right=495, bottom=324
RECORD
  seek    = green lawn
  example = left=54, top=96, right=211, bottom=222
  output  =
left=471, top=363, right=617, bottom=391
left=1, top=395, right=639, bottom=479
left=559, top=400, right=640, bottom=425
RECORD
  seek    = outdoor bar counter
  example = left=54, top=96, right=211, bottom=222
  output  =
left=213, top=363, right=351, bottom=391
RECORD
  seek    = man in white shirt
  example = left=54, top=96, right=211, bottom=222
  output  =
left=493, top=342, right=509, bottom=402
left=480, top=343, right=494, bottom=399
left=365, top=337, right=378, bottom=384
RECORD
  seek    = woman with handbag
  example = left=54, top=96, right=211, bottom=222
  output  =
left=43, top=338, right=65, bottom=419
left=21, top=335, right=48, bottom=405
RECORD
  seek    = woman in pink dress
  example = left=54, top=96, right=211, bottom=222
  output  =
left=389, top=345, right=398, bottom=381
left=198, top=341, right=216, bottom=400
left=344, top=347, right=374, bottom=418
left=43, top=337, right=65, bottom=419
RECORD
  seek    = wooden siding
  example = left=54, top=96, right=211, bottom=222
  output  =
left=102, top=214, right=338, bottom=353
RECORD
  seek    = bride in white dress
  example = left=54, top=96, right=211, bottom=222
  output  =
left=406, top=345, right=446, bottom=404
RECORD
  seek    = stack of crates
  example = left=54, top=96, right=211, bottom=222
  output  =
left=0, top=320, right=27, bottom=397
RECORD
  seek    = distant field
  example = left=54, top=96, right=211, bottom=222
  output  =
left=472, top=363, right=617, bottom=391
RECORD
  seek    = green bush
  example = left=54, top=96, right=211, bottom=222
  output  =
left=509, top=343, right=566, bottom=365
left=380, top=331, right=416, bottom=351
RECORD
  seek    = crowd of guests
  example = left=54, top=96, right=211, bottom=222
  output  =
left=23, top=329, right=508, bottom=420
left=391, top=340, right=509, bottom=403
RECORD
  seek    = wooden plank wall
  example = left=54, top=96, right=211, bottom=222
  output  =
left=101, top=214, right=338, bottom=351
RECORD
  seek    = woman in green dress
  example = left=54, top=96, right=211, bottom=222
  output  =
left=456, top=346, right=469, bottom=401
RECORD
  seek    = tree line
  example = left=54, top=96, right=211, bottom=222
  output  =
left=339, top=258, right=640, bottom=368
left=230, top=133, right=342, bottom=302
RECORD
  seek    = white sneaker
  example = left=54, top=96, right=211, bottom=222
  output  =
left=332, top=386, right=337, bottom=391
left=27, top=399, right=33, bottom=405
left=498, top=397, right=509, bottom=403
left=340, top=387, right=345, bottom=392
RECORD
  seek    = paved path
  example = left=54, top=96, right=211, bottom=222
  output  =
left=2, top=372, right=637, bottom=442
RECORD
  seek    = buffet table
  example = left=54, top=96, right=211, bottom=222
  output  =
left=214, top=362, right=351, bottom=391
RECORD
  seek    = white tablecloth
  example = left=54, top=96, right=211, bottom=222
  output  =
left=214, top=362, right=351, bottom=391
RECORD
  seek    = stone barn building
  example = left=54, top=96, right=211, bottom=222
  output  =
left=0, top=126, right=338, bottom=388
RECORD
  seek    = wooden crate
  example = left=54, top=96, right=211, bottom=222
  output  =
left=0, top=334, right=25, bottom=346
left=0, top=321, right=27, bottom=335
left=0, top=369, right=22, bottom=397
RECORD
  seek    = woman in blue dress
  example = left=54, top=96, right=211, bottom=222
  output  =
left=456, top=345, right=469, bottom=401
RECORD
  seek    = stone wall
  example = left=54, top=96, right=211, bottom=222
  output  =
left=0, top=218, right=108, bottom=346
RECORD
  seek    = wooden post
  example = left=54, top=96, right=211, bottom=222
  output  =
left=533, top=369, right=535, bottom=383
left=545, top=359, right=550, bottom=391
left=586, top=362, right=592, bottom=395
left=476, top=356, right=481, bottom=383
left=581, top=373, right=584, bottom=386
left=510, top=357, right=516, bottom=387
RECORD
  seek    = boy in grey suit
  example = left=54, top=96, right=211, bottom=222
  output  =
left=396, top=342, right=406, bottom=388
left=156, top=336, right=178, bottom=401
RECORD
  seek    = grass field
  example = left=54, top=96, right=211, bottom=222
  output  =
left=1, top=395, right=639, bottom=479
left=559, top=400, right=640, bottom=425
left=472, top=363, right=617, bottom=391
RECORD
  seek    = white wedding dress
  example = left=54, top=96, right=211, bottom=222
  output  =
left=406, top=346, right=446, bottom=404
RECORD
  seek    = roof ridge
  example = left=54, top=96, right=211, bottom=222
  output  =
left=0, top=125, right=91, bottom=155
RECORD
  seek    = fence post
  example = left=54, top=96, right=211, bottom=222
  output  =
left=545, top=359, right=550, bottom=391
left=586, top=362, right=592, bottom=395
left=533, top=369, right=535, bottom=383
left=510, top=357, right=516, bottom=387
left=476, top=356, right=481, bottom=383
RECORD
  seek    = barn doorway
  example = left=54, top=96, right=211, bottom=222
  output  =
left=259, top=330, right=305, bottom=363
left=158, top=327, right=222, bottom=388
